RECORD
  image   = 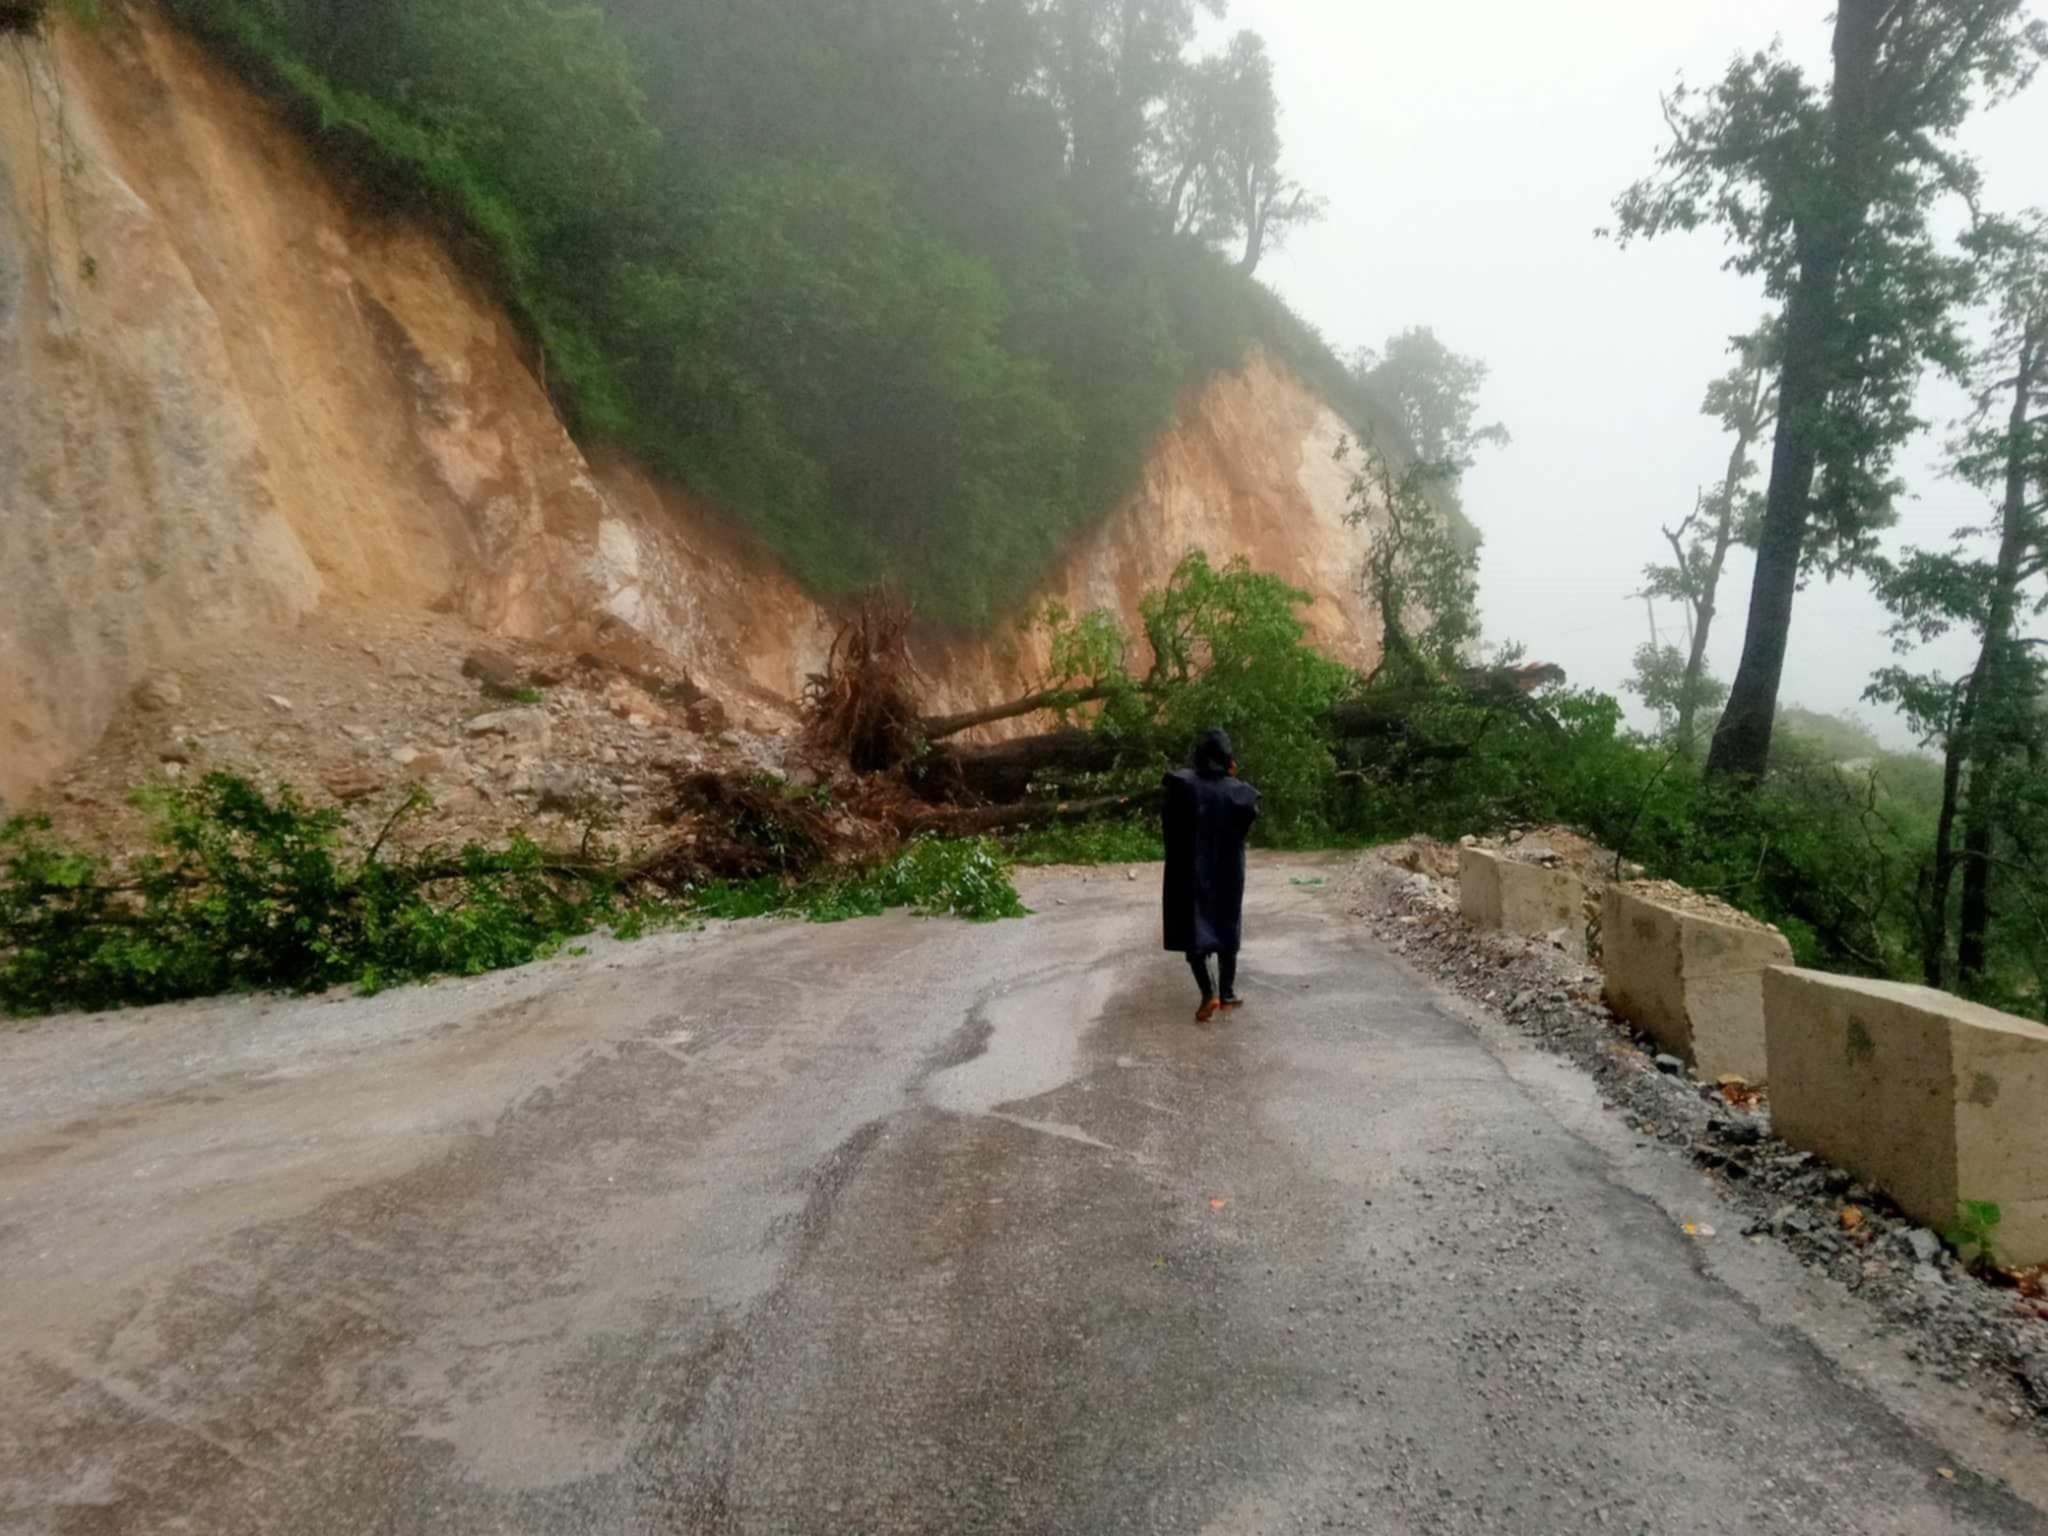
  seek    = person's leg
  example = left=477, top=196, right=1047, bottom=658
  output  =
left=1217, top=951, right=1241, bottom=1007
left=1187, top=951, right=1220, bottom=1020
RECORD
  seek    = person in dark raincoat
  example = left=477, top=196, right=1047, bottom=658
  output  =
left=1161, top=728, right=1260, bottom=1021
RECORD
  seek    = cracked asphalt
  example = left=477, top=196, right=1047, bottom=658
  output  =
left=2, top=857, right=2044, bottom=1534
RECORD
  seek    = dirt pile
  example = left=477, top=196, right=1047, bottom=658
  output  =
left=1380, top=824, right=1633, bottom=947
left=1619, top=877, right=1783, bottom=933
left=25, top=609, right=810, bottom=861
left=16, top=597, right=1121, bottom=893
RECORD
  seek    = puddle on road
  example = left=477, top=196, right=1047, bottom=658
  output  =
left=924, top=964, right=1117, bottom=1147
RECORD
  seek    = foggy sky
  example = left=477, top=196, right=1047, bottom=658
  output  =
left=1225, top=0, right=2048, bottom=750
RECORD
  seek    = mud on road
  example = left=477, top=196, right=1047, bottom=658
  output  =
left=2, top=859, right=2045, bottom=1534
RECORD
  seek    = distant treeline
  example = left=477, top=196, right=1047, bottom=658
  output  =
left=165, top=0, right=1381, bottom=627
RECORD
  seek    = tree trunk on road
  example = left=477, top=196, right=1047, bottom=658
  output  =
left=927, top=729, right=1135, bottom=805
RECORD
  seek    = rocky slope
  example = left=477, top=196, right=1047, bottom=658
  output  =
left=0, top=5, right=1379, bottom=814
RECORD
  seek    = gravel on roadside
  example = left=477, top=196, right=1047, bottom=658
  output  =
left=1343, top=849, right=2048, bottom=1434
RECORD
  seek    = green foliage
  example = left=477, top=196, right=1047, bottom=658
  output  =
left=1340, top=438, right=1483, bottom=683
left=482, top=684, right=546, bottom=706
left=1864, top=213, right=2048, bottom=999
left=163, top=0, right=1361, bottom=629
left=1323, top=676, right=2002, bottom=992
left=1945, top=1199, right=2005, bottom=1274
left=1, top=777, right=1028, bottom=1017
left=1353, top=328, right=1510, bottom=485
left=1041, top=603, right=1133, bottom=696
left=1610, top=3, right=2046, bottom=780
left=1608, top=7, right=2040, bottom=572
left=1327, top=330, right=1500, bottom=683
left=1155, top=28, right=1324, bottom=274
left=1130, top=553, right=1352, bottom=834
left=687, top=838, right=1028, bottom=925
left=867, top=838, right=1029, bottom=922
left=1007, top=818, right=1165, bottom=867
left=1, top=0, right=101, bottom=30
left=1011, top=553, right=1350, bottom=840
left=0, top=776, right=634, bottom=1016
left=1626, top=642, right=1727, bottom=744
left=1775, top=706, right=1883, bottom=763
left=1635, top=323, right=1775, bottom=752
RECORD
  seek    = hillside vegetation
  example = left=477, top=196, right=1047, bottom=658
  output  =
left=162, top=0, right=1373, bottom=628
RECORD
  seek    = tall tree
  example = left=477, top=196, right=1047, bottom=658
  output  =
left=1956, top=223, right=2048, bottom=982
left=1343, top=331, right=1504, bottom=679
left=1625, top=639, right=1728, bottom=742
left=1158, top=31, right=1256, bottom=234
left=1612, top=1, right=2047, bottom=782
left=1343, top=446, right=1482, bottom=683
left=1156, top=29, right=1322, bottom=273
left=1204, top=32, right=1322, bottom=274
left=1868, top=213, right=2048, bottom=988
left=1638, top=323, right=1779, bottom=753
left=1355, top=328, right=1509, bottom=480
left=955, top=0, right=1050, bottom=98
left=1046, top=0, right=1219, bottom=211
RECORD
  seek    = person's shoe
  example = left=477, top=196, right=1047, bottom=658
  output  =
left=1218, top=995, right=1244, bottom=1012
left=1194, top=998, right=1221, bottom=1023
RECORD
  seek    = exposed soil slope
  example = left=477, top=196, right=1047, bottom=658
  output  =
left=0, top=6, right=1379, bottom=811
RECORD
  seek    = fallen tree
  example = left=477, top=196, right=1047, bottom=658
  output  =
left=919, top=684, right=1127, bottom=743
left=890, top=794, right=1144, bottom=838
left=907, top=667, right=1568, bottom=808
left=800, top=557, right=1571, bottom=839
left=914, top=729, right=1137, bottom=804
left=804, top=597, right=925, bottom=773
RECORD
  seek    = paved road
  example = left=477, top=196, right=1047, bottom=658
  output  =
left=2, top=859, right=2044, bottom=1535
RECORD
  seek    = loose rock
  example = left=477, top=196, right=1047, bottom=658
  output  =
left=321, top=763, right=382, bottom=803
left=686, top=697, right=731, bottom=735
left=538, top=773, right=587, bottom=813
left=1905, top=1228, right=1945, bottom=1265
left=463, top=709, right=550, bottom=745
left=134, top=673, right=184, bottom=712
left=461, top=649, right=528, bottom=693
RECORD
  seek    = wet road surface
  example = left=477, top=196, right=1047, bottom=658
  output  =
left=2, top=858, right=2044, bottom=1534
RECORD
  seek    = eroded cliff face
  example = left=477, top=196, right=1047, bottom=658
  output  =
left=0, top=6, right=1376, bottom=806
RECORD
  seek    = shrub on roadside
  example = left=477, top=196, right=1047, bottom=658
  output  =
left=1007, top=818, right=1165, bottom=868
left=0, top=776, right=1032, bottom=1018
left=0, top=775, right=636, bottom=1016
left=1325, top=678, right=2000, bottom=997
left=687, top=837, right=1028, bottom=925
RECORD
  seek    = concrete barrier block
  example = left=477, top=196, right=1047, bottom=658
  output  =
left=1458, top=847, right=1585, bottom=959
left=1602, top=884, right=1791, bottom=1082
left=1765, top=969, right=2048, bottom=1266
